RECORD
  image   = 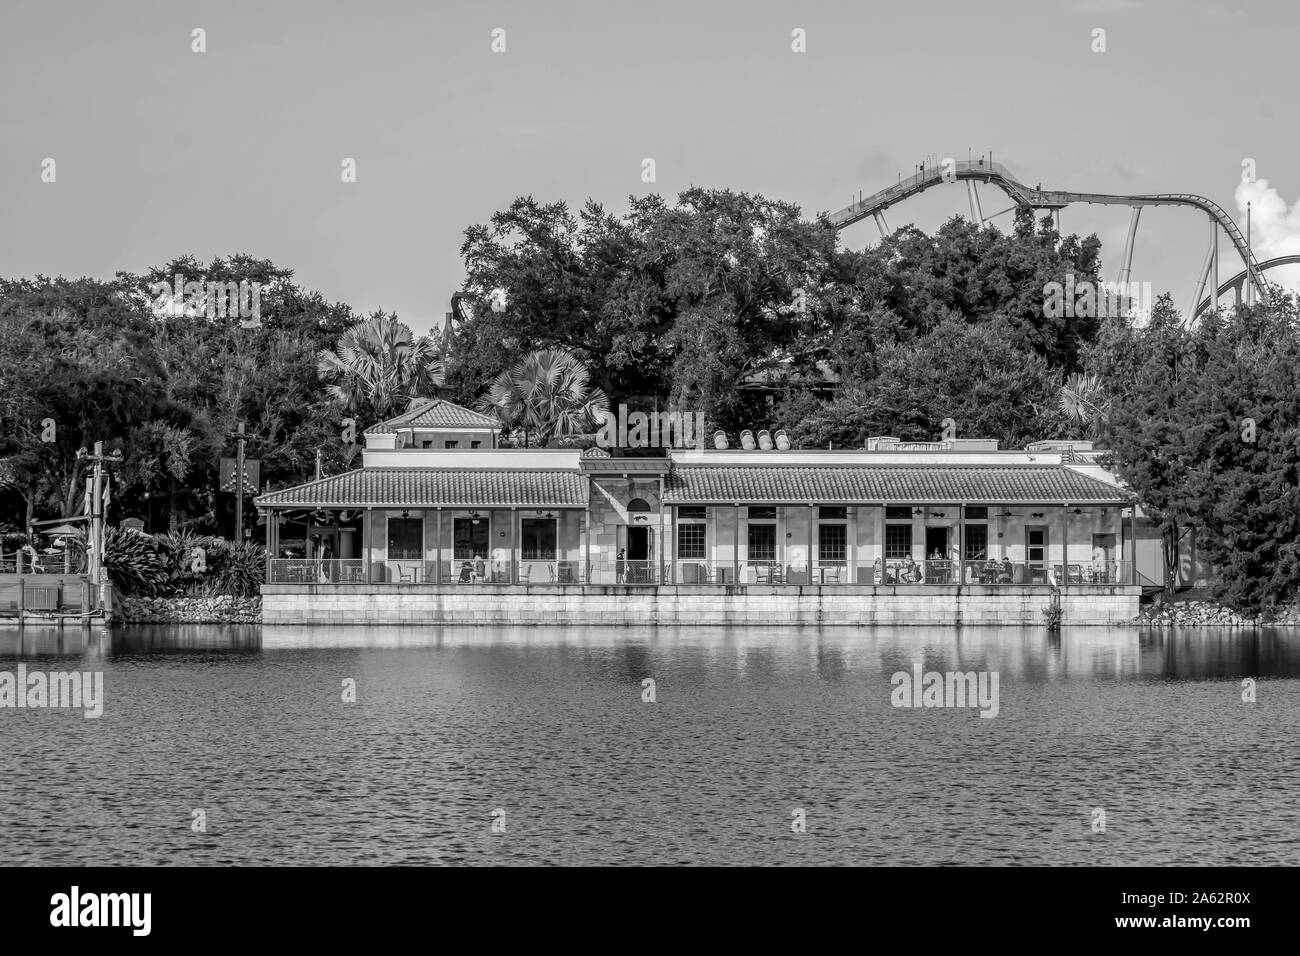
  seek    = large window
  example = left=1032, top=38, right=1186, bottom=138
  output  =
left=520, top=518, right=557, bottom=560
left=885, top=505, right=914, bottom=520
left=387, top=517, right=423, bottom=559
left=748, top=523, right=777, bottom=563
left=884, top=523, right=912, bottom=559
left=964, top=524, right=988, bottom=561
left=819, top=524, right=847, bottom=564
left=677, top=524, right=706, bottom=559
left=453, top=517, right=490, bottom=559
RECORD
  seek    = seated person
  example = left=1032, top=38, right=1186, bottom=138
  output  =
left=998, top=557, right=1013, bottom=583
left=473, top=555, right=486, bottom=582
left=458, top=560, right=473, bottom=583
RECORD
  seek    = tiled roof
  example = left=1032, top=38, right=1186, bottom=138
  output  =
left=663, top=465, right=1132, bottom=504
left=364, top=399, right=501, bottom=434
left=255, top=468, right=587, bottom=508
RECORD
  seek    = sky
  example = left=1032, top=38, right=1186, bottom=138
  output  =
left=3, top=0, right=1299, bottom=335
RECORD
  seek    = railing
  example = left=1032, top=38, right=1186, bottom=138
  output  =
left=0, top=549, right=86, bottom=575
left=267, top=558, right=587, bottom=585
left=266, top=558, right=1134, bottom=587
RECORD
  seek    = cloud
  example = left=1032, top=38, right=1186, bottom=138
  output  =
left=1235, top=177, right=1300, bottom=293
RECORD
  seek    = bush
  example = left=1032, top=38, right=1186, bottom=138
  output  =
left=98, top=527, right=170, bottom=596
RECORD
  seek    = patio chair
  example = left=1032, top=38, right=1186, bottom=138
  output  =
left=821, top=566, right=841, bottom=585
left=398, top=564, right=417, bottom=584
left=517, top=564, right=530, bottom=584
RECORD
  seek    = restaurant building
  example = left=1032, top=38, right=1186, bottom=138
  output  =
left=254, top=399, right=1143, bottom=626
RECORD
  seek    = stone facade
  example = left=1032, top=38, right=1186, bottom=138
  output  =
left=261, top=584, right=1138, bottom=626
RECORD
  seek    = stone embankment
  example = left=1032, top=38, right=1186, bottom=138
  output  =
left=1136, top=600, right=1300, bottom=627
left=113, top=595, right=262, bottom=624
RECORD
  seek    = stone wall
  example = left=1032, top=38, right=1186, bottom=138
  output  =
left=114, top=595, right=262, bottom=624
left=261, top=584, right=1138, bottom=626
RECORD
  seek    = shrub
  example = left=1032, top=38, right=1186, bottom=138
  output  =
left=98, top=527, right=169, bottom=596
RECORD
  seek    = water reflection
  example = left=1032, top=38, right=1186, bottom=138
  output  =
left=1, top=623, right=1297, bottom=865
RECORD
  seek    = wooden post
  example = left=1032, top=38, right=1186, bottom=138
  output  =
left=511, top=509, right=518, bottom=585
left=957, top=503, right=964, bottom=584
left=265, top=508, right=273, bottom=583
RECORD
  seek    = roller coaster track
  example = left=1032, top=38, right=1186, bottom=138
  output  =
left=828, top=160, right=1268, bottom=303
left=1195, top=254, right=1300, bottom=317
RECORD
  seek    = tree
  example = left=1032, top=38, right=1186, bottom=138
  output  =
left=478, top=349, right=609, bottom=447
left=1094, top=294, right=1300, bottom=611
left=317, top=312, right=445, bottom=425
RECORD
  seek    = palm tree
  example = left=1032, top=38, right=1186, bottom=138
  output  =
left=1058, top=372, right=1109, bottom=439
left=317, top=313, right=444, bottom=421
left=479, top=349, right=609, bottom=447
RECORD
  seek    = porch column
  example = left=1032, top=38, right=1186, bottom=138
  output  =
left=365, top=507, right=373, bottom=583
left=669, top=505, right=678, bottom=584
left=435, top=508, right=442, bottom=584
left=1060, top=503, right=1069, bottom=592
left=264, top=509, right=273, bottom=583
left=849, top=506, right=859, bottom=582
left=807, top=504, right=815, bottom=583
left=510, top=508, right=518, bottom=585
left=658, top=475, right=666, bottom=586
left=1127, top=503, right=1137, bottom=584
left=733, top=504, right=740, bottom=584
left=876, top=504, right=885, bottom=577
left=957, top=503, right=964, bottom=583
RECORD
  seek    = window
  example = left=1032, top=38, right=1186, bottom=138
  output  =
left=884, top=523, right=912, bottom=559
left=678, top=506, right=706, bottom=520
left=677, top=524, right=706, bottom=559
left=387, top=517, right=423, bottom=559
left=420, top=439, right=434, bottom=449
left=965, top=506, right=989, bottom=520
left=964, top=524, right=988, bottom=561
left=520, top=518, right=556, bottom=560
left=444, top=440, right=459, bottom=449
left=748, top=506, right=777, bottom=520
left=819, top=506, right=847, bottom=520
left=470, top=441, right=481, bottom=449
left=453, top=517, right=489, bottom=558
left=819, top=524, right=847, bottom=564
left=885, top=506, right=913, bottom=520
left=748, top=523, right=777, bottom=563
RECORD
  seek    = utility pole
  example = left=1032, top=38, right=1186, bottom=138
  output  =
left=234, top=422, right=247, bottom=542
left=76, top=442, right=123, bottom=610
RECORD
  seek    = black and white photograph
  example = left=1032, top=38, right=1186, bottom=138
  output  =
left=0, top=0, right=1294, bottom=938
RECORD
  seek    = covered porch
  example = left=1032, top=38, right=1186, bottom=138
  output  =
left=255, top=467, right=591, bottom=586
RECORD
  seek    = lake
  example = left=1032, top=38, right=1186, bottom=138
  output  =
left=1, top=624, right=1297, bottom=865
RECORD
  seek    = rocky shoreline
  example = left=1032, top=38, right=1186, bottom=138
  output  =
left=114, top=595, right=262, bottom=624
left=1135, top=599, right=1300, bottom=627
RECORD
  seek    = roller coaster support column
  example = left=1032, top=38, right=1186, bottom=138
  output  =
left=1117, top=207, right=1141, bottom=286
left=1209, top=216, right=1219, bottom=315
left=1189, top=242, right=1214, bottom=325
left=872, top=212, right=890, bottom=238
left=966, top=181, right=984, bottom=224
